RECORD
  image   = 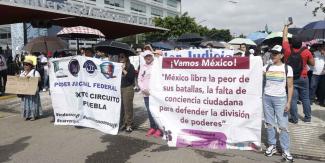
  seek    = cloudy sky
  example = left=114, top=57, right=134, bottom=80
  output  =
left=182, top=0, right=324, bottom=36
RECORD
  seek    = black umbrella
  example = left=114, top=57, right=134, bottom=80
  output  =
left=151, top=41, right=175, bottom=50
left=298, top=20, right=325, bottom=41
left=200, top=41, right=225, bottom=48
left=94, top=40, right=136, bottom=56
left=177, top=33, right=203, bottom=42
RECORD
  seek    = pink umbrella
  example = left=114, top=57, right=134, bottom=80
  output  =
left=57, top=26, right=105, bottom=38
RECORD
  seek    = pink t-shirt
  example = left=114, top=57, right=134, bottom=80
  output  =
left=138, top=63, right=153, bottom=97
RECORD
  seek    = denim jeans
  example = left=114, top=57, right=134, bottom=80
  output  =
left=144, top=97, right=157, bottom=129
left=310, top=74, right=325, bottom=104
left=263, top=94, right=290, bottom=151
left=43, top=74, right=49, bottom=89
left=290, top=77, right=311, bottom=122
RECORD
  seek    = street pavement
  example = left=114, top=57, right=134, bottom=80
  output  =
left=0, top=92, right=324, bottom=163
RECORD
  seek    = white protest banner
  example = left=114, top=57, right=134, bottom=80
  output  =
left=150, top=50, right=263, bottom=150
left=49, top=56, right=122, bottom=135
left=162, top=48, right=234, bottom=58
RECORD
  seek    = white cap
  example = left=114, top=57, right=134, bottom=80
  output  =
left=141, top=50, right=153, bottom=57
left=249, top=49, right=255, bottom=54
left=270, top=45, right=282, bottom=53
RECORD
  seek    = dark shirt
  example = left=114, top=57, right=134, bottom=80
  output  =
left=121, top=63, right=135, bottom=88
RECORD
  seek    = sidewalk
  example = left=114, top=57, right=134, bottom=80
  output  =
left=288, top=103, right=325, bottom=159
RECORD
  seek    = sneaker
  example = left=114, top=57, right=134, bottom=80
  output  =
left=42, top=88, right=47, bottom=92
left=125, top=126, right=133, bottom=133
left=303, top=119, right=311, bottom=123
left=289, top=119, right=298, bottom=124
left=265, top=145, right=277, bottom=157
left=282, top=150, right=294, bottom=162
left=146, top=128, right=156, bottom=137
left=153, top=129, right=162, bottom=138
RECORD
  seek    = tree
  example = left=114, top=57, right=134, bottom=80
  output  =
left=305, top=0, right=325, bottom=16
left=144, top=12, right=232, bottom=42
left=206, top=28, right=232, bottom=42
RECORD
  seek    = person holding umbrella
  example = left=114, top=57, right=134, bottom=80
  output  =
left=119, top=53, right=136, bottom=132
left=310, top=43, right=325, bottom=106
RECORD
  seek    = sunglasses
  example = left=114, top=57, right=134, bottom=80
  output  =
left=23, top=63, right=32, bottom=66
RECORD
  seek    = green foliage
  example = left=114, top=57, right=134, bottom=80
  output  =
left=144, top=12, right=232, bottom=42
left=305, top=0, right=325, bottom=16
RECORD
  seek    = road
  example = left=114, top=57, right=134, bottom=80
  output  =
left=0, top=92, right=323, bottom=163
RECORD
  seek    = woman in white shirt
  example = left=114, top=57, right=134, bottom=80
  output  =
left=263, top=45, right=294, bottom=162
left=19, top=59, right=42, bottom=121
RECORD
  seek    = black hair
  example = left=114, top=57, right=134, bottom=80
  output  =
left=291, top=36, right=302, bottom=49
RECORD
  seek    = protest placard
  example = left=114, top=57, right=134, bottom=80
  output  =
left=5, top=76, right=38, bottom=95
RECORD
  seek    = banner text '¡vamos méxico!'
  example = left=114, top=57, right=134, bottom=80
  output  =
left=163, top=57, right=249, bottom=69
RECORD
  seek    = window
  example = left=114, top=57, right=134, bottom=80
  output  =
left=104, top=0, right=124, bottom=8
left=0, top=33, right=10, bottom=39
left=152, top=0, right=163, bottom=3
left=167, top=0, right=177, bottom=8
left=131, top=2, right=146, bottom=13
left=87, top=0, right=96, bottom=2
left=151, top=8, right=163, bottom=17
left=167, top=11, right=177, bottom=17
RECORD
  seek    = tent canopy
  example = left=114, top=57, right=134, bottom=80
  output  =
left=0, top=1, right=167, bottom=39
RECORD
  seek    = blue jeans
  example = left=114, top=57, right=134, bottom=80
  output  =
left=290, top=77, right=311, bottom=122
left=310, top=75, right=321, bottom=102
left=144, top=97, right=158, bottom=129
left=263, top=94, right=290, bottom=151
left=43, top=74, right=49, bottom=89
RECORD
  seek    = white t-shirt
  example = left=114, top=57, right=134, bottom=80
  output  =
left=312, top=51, right=325, bottom=75
left=263, top=64, right=293, bottom=97
left=20, top=69, right=40, bottom=78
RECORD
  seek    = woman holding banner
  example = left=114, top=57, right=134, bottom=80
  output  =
left=119, top=53, right=135, bottom=132
left=138, top=50, right=162, bottom=137
left=19, top=59, right=42, bottom=121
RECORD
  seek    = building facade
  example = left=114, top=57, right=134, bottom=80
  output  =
left=1, top=0, right=181, bottom=54
left=67, top=0, right=181, bottom=49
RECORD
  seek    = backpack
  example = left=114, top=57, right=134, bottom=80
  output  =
left=286, top=47, right=305, bottom=80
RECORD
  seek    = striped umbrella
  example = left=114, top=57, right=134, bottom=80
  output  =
left=57, top=26, right=105, bottom=38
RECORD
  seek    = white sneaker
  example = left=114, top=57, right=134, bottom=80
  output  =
left=42, top=88, right=47, bottom=92
left=282, top=150, right=294, bottom=162
left=265, top=145, right=277, bottom=157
